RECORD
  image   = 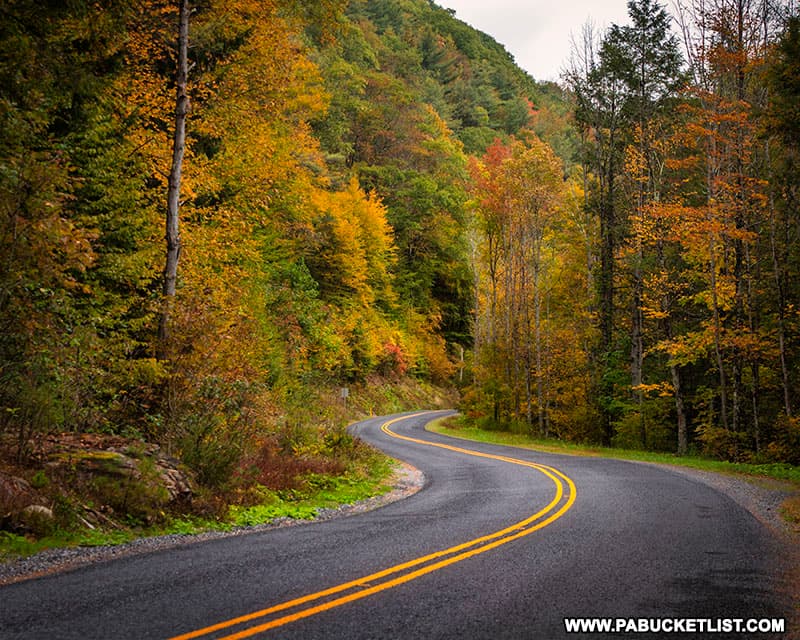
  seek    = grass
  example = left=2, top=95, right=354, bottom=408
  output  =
left=427, top=416, right=800, bottom=484
left=781, top=495, right=800, bottom=525
left=228, top=466, right=394, bottom=529
left=0, top=531, right=53, bottom=561
left=0, top=453, right=397, bottom=561
left=0, top=527, right=145, bottom=562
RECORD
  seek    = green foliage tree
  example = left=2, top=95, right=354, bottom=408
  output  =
left=766, top=15, right=800, bottom=420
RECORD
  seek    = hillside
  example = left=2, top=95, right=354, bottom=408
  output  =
left=0, top=0, right=569, bottom=545
left=310, top=0, right=575, bottom=345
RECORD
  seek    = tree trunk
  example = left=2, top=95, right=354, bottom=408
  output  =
left=751, top=362, right=761, bottom=453
left=709, top=233, right=729, bottom=431
left=706, top=120, right=729, bottom=430
left=631, top=245, right=645, bottom=447
left=599, top=161, right=616, bottom=445
left=543, top=293, right=552, bottom=438
left=158, top=0, right=190, bottom=358
left=522, top=253, right=534, bottom=428
left=533, top=237, right=545, bottom=436
left=767, top=141, right=792, bottom=416
left=671, top=363, right=688, bottom=455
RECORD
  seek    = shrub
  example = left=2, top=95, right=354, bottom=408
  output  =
left=378, top=342, right=409, bottom=378
left=696, top=425, right=752, bottom=462
left=765, top=415, right=800, bottom=465
left=242, top=437, right=346, bottom=493
left=177, top=414, right=247, bottom=490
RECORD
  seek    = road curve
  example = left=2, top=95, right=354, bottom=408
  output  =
left=0, top=411, right=793, bottom=639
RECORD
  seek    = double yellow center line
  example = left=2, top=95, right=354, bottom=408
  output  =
left=169, top=412, right=576, bottom=640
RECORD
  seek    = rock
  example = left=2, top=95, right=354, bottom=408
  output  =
left=14, top=504, right=55, bottom=535
left=58, top=451, right=138, bottom=478
left=0, top=473, right=37, bottom=513
left=21, top=504, right=54, bottom=520
left=0, top=471, right=54, bottom=533
left=152, top=458, right=195, bottom=502
left=113, top=448, right=196, bottom=502
left=46, top=438, right=196, bottom=504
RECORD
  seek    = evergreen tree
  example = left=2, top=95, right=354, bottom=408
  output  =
left=566, top=0, right=685, bottom=445
left=606, top=0, right=686, bottom=449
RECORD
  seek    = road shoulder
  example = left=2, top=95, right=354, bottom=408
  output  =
left=0, top=460, right=424, bottom=586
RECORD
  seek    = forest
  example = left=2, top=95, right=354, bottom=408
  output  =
left=1, top=0, right=799, bottom=537
left=469, top=0, right=800, bottom=464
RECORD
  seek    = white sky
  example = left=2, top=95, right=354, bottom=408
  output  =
left=436, top=0, right=631, bottom=82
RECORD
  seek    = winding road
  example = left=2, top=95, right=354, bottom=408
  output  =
left=0, top=411, right=793, bottom=638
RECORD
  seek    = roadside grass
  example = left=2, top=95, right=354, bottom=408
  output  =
left=427, top=416, right=800, bottom=484
left=0, top=455, right=396, bottom=562
left=227, top=464, right=394, bottom=528
left=782, top=495, right=800, bottom=525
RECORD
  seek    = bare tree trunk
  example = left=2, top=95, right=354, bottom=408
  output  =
left=158, top=0, right=190, bottom=359
left=534, top=256, right=545, bottom=436
left=767, top=141, right=792, bottom=416
left=671, top=363, right=688, bottom=454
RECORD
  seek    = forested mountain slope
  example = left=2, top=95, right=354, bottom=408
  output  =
left=0, top=0, right=570, bottom=536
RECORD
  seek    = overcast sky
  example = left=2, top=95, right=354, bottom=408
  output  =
left=436, top=0, right=632, bottom=82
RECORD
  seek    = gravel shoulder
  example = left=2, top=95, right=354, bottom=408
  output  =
left=0, top=462, right=425, bottom=586
left=655, top=462, right=798, bottom=540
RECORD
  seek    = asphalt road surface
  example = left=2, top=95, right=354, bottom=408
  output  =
left=0, top=411, right=793, bottom=639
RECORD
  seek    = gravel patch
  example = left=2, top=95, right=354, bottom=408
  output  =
left=652, top=462, right=798, bottom=540
left=0, top=462, right=424, bottom=586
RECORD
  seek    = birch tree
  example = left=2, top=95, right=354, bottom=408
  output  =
left=158, top=0, right=190, bottom=357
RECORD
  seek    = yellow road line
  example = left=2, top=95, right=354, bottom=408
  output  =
left=169, top=412, right=576, bottom=640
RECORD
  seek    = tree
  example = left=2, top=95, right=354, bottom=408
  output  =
left=566, top=1, right=685, bottom=446
left=672, top=0, right=780, bottom=450
left=158, top=0, right=189, bottom=357
left=565, top=22, right=627, bottom=444
left=0, top=0, right=136, bottom=453
left=308, top=178, right=395, bottom=307
left=607, top=0, right=686, bottom=449
left=766, top=14, right=800, bottom=418
left=468, top=135, right=565, bottom=431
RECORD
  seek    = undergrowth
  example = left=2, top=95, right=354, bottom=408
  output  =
left=1, top=377, right=445, bottom=562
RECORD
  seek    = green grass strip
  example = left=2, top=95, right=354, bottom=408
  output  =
left=427, top=418, right=800, bottom=484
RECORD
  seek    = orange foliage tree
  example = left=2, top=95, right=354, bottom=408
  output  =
left=467, top=135, right=596, bottom=436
